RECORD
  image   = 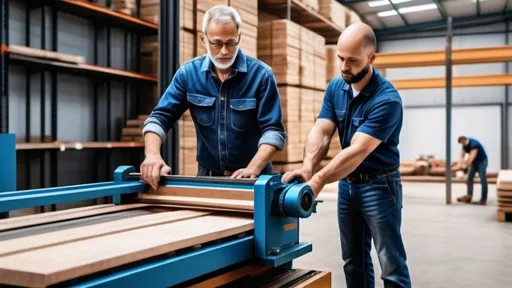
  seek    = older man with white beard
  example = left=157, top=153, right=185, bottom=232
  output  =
left=140, top=5, right=286, bottom=188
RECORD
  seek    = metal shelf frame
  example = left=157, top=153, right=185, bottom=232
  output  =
left=0, top=0, right=166, bottom=205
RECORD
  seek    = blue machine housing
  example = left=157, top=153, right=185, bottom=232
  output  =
left=0, top=165, right=321, bottom=287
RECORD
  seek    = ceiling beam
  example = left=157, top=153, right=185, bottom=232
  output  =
left=336, top=0, right=371, bottom=3
left=432, top=0, right=447, bottom=19
left=374, top=11, right=512, bottom=36
left=388, top=1, right=409, bottom=26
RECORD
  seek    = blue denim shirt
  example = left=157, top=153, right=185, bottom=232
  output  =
left=143, top=49, right=286, bottom=172
left=318, top=68, right=403, bottom=173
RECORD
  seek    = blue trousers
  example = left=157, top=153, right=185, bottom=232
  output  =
left=467, top=158, right=488, bottom=201
left=338, top=171, right=411, bottom=288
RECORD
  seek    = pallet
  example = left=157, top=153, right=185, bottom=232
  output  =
left=496, top=189, right=512, bottom=222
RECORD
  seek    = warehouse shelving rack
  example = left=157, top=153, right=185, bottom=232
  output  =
left=0, top=0, right=182, bottom=209
left=373, top=17, right=512, bottom=204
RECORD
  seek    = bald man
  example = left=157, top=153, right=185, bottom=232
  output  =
left=282, top=23, right=411, bottom=288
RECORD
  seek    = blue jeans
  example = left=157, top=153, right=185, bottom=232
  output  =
left=467, top=158, right=488, bottom=201
left=338, top=171, right=411, bottom=288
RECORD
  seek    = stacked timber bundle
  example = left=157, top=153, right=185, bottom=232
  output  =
left=111, top=0, right=137, bottom=16
left=496, top=170, right=512, bottom=222
left=179, top=110, right=198, bottom=175
left=300, top=0, right=319, bottom=11
left=325, top=45, right=340, bottom=83
left=120, top=115, right=147, bottom=142
left=258, top=19, right=329, bottom=172
left=318, top=0, right=351, bottom=30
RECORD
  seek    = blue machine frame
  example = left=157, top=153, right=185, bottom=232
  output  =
left=0, top=165, right=320, bottom=287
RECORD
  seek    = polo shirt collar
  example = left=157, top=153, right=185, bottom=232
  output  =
left=200, top=48, right=248, bottom=73
left=342, top=67, right=381, bottom=97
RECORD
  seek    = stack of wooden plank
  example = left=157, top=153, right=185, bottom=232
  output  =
left=0, top=204, right=253, bottom=287
left=325, top=45, right=339, bottom=83
left=258, top=20, right=301, bottom=85
left=274, top=86, right=303, bottom=163
left=179, top=110, right=198, bottom=175
left=496, top=170, right=512, bottom=222
left=301, top=0, right=319, bottom=11
left=121, top=115, right=147, bottom=142
left=318, top=0, right=350, bottom=30
left=139, top=0, right=194, bottom=30
left=111, top=0, right=137, bottom=16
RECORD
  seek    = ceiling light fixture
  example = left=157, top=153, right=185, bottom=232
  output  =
left=377, top=3, right=438, bottom=17
left=368, top=0, right=414, bottom=8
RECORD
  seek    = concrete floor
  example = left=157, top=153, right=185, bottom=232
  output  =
left=294, top=181, right=512, bottom=288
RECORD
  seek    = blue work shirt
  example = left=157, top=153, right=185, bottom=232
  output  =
left=318, top=68, right=403, bottom=173
left=142, top=49, right=286, bottom=172
left=463, top=138, right=487, bottom=163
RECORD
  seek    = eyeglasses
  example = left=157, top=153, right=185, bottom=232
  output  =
left=205, top=34, right=240, bottom=49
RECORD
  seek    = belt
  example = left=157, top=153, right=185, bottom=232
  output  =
left=346, top=168, right=399, bottom=182
left=197, top=164, right=236, bottom=177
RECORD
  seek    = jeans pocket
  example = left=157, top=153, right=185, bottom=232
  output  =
left=367, top=174, right=389, bottom=188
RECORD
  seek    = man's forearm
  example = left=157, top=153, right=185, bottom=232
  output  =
left=314, top=144, right=366, bottom=185
left=302, top=128, right=334, bottom=174
left=247, top=144, right=277, bottom=172
left=144, top=132, right=162, bottom=156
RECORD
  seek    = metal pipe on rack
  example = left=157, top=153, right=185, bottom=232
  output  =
left=159, top=0, right=180, bottom=174
left=445, top=16, right=453, bottom=205
left=504, top=21, right=510, bottom=169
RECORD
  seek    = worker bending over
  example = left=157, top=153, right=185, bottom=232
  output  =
left=282, top=23, right=411, bottom=288
left=140, top=5, right=286, bottom=189
left=455, top=136, right=488, bottom=205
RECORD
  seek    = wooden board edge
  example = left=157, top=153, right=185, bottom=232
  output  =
left=0, top=203, right=150, bottom=232
left=293, top=271, right=332, bottom=288
left=188, top=264, right=270, bottom=288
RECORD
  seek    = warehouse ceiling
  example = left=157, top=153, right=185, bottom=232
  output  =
left=339, top=0, right=512, bottom=36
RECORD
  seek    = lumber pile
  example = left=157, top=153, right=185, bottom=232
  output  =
left=120, top=115, right=147, bottom=142
left=0, top=204, right=253, bottom=287
left=111, top=0, right=137, bottom=16
left=318, top=0, right=350, bottom=30
left=258, top=19, right=331, bottom=171
left=301, top=0, right=319, bottom=11
left=497, top=170, right=512, bottom=222
left=179, top=110, right=198, bottom=175
left=326, top=45, right=339, bottom=83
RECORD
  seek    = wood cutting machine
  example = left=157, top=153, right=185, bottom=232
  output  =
left=0, top=136, right=331, bottom=288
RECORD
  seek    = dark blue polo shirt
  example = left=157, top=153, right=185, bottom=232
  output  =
left=463, top=138, right=487, bottom=163
left=318, top=68, right=403, bottom=173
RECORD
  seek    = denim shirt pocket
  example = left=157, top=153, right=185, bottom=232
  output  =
left=335, top=110, right=346, bottom=126
left=187, top=93, right=216, bottom=126
left=229, top=98, right=257, bottom=131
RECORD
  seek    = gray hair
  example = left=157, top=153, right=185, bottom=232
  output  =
left=202, top=5, right=242, bottom=34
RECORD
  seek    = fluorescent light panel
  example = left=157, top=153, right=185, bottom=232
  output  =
left=377, top=3, right=438, bottom=17
left=368, top=0, right=414, bottom=8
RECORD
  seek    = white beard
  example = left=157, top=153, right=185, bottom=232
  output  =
left=206, top=44, right=239, bottom=70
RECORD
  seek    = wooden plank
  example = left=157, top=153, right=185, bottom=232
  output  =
left=9, top=44, right=86, bottom=64
left=0, top=210, right=210, bottom=257
left=138, top=194, right=254, bottom=212
left=0, top=204, right=149, bottom=232
left=294, top=271, right=332, bottom=287
left=153, top=185, right=254, bottom=201
left=189, top=263, right=270, bottom=288
left=0, top=215, right=254, bottom=287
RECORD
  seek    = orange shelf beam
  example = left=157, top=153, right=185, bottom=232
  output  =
left=374, top=46, right=512, bottom=69
left=391, top=74, right=512, bottom=90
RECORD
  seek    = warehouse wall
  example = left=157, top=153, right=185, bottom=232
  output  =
left=7, top=0, right=144, bottom=209
left=378, top=21, right=512, bottom=173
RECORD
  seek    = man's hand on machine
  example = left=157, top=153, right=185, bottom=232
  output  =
left=281, top=167, right=313, bottom=184
left=230, top=167, right=260, bottom=179
left=140, top=154, right=172, bottom=190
